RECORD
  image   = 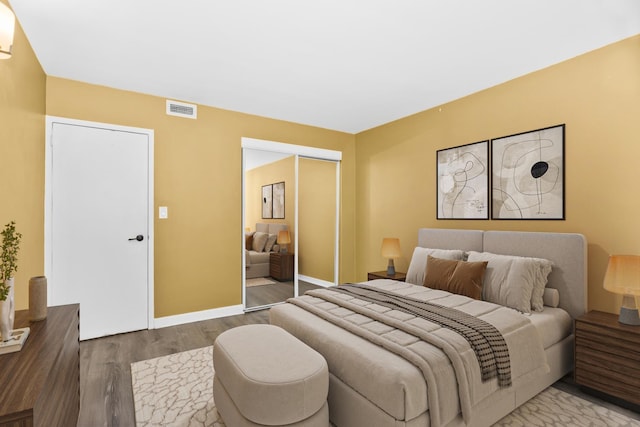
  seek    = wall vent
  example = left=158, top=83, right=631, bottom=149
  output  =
left=166, top=100, right=197, bottom=119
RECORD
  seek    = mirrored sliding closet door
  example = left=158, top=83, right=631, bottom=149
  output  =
left=241, top=139, right=341, bottom=311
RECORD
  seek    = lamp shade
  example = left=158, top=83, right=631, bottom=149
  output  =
left=277, top=230, right=291, bottom=245
left=0, top=2, right=15, bottom=59
left=603, top=255, right=640, bottom=296
left=381, top=238, right=401, bottom=259
left=277, top=230, right=291, bottom=254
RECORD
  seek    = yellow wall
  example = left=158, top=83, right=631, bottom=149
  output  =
left=355, top=34, right=640, bottom=314
left=5, top=6, right=637, bottom=318
left=245, top=156, right=295, bottom=237
left=0, top=0, right=46, bottom=310
left=45, top=77, right=356, bottom=317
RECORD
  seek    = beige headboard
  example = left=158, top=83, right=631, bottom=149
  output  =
left=256, top=223, right=288, bottom=235
left=417, top=228, right=588, bottom=319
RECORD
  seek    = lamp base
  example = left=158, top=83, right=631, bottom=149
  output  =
left=618, top=307, right=640, bottom=326
left=387, top=259, right=395, bottom=276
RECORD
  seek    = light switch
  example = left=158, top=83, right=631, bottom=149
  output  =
left=159, top=206, right=168, bottom=219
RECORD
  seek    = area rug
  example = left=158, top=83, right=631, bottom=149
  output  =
left=245, top=277, right=276, bottom=287
left=132, top=346, right=640, bottom=427
left=131, top=346, right=223, bottom=427
left=493, top=386, right=640, bottom=426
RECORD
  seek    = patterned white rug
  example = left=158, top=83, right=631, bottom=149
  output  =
left=245, top=277, right=277, bottom=287
left=494, top=386, right=640, bottom=426
left=131, top=346, right=223, bottom=427
left=131, top=345, right=640, bottom=427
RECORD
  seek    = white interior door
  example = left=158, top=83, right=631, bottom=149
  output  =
left=46, top=119, right=153, bottom=340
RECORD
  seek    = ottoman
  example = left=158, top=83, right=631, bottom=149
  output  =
left=213, top=324, right=329, bottom=426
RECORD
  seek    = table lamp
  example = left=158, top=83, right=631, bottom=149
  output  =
left=381, top=238, right=401, bottom=276
left=277, top=230, right=291, bottom=254
left=603, top=255, right=640, bottom=325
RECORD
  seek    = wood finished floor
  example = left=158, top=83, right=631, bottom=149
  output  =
left=246, top=279, right=321, bottom=308
left=78, top=305, right=640, bottom=427
left=78, top=309, right=270, bottom=427
left=79, top=280, right=322, bottom=426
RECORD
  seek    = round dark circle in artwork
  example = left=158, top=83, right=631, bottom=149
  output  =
left=531, top=161, right=549, bottom=179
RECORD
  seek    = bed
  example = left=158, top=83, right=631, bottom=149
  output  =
left=269, top=228, right=587, bottom=427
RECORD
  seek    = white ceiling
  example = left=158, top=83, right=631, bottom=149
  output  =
left=9, top=0, right=640, bottom=133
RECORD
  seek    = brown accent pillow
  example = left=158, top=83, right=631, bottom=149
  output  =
left=245, top=232, right=254, bottom=249
left=424, top=255, right=488, bottom=300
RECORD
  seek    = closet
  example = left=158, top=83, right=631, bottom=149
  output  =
left=241, top=138, right=341, bottom=310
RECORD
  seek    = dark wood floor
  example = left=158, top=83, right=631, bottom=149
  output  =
left=78, top=309, right=270, bottom=427
left=79, top=280, right=323, bottom=426
left=246, top=279, right=321, bottom=308
left=78, top=305, right=640, bottom=426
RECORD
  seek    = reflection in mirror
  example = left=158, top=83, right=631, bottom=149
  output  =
left=243, top=149, right=295, bottom=309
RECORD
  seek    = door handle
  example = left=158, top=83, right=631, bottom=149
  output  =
left=128, top=235, right=144, bottom=242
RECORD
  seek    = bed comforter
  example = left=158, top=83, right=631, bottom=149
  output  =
left=284, top=280, right=549, bottom=427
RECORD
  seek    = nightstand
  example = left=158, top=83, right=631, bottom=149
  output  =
left=367, top=271, right=406, bottom=282
left=270, top=252, right=294, bottom=281
left=574, top=310, right=640, bottom=407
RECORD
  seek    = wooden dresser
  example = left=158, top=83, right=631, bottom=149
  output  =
left=574, top=310, right=640, bottom=407
left=0, top=304, right=80, bottom=427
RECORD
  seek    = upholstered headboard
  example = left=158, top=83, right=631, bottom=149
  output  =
left=417, top=228, right=588, bottom=319
left=256, top=223, right=288, bottom=235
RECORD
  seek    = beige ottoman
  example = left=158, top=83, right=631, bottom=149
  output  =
left=213, top=324, right=329, bottom=426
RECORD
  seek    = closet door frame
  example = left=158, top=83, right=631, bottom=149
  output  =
left=241, top=137, right=341, bottom=311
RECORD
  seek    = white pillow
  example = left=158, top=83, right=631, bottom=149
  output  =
left=467, top=251, right=551, bottom=313
left=252, top=232, right=268, bottom=252
left=406, top=247, right=464, bottom=286
left=543, top=288, right=560, bottom=308
left=264, top=233, right=278, bottom=252
left=531, top=259, right=553, bottom=311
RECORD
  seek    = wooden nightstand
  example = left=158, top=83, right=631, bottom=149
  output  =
left=270, top=252, right=294, bottom=281
left=367, top=271, right=406, bottom=282
left=574, top=310, right=640, bottom=407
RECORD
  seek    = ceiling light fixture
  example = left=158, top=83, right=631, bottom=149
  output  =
left=0, top=2, right=15, bottom=59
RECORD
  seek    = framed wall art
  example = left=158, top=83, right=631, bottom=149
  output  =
left=272, top=181, right=285, bottom=219
left=491, top=124, right=565, bottom=220
left=261, top=184, right=272, bottom=219
left=436, top=140, right=489, bottom=219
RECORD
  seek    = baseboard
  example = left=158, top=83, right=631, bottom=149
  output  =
left=299, top=275, right=334, bottom=288
left=153, top=304, right=244, bottom=329
left=154, top=276, right=332, bottom=329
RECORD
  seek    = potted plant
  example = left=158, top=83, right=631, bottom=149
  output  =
left=0, top=221, right=21, bottom=341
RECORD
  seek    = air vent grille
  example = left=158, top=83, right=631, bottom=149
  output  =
left=166, top=100, right=197, bottom=119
